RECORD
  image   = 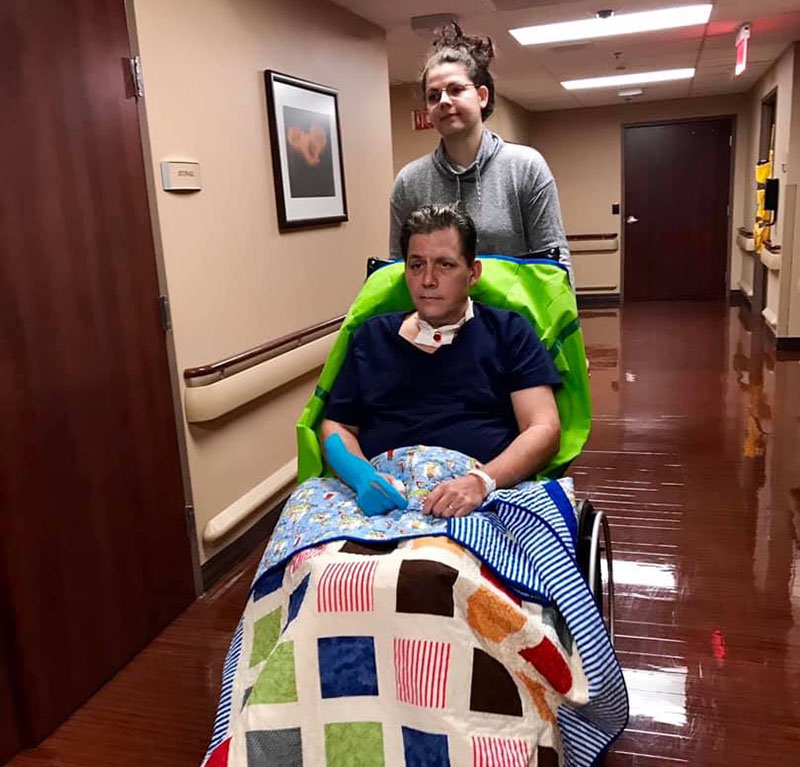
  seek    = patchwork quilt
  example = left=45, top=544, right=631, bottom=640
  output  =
left=202, top=447, right=627, bottom=767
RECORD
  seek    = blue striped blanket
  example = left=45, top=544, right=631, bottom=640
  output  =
left=203, top=447, right=627, bottom=767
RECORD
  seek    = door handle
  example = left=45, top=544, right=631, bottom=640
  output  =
left=626, top=215, right=639, bottom=224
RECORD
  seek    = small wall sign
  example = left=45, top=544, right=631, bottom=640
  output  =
left=161, top=161, right=202, bottom=191
left=412, top=109, right=433, bottom=131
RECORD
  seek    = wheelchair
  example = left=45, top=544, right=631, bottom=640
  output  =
left=295, top=254, right=617, bottom=643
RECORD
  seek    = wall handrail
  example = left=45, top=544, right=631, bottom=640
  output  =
left=203, top=458, right=298, bottom=544
left=184, top=315, right=345, bottom=387
left=184, top=332, right=339, bottom=423
left=567, top=233, right=619, bottom=254
left=566, top=233, right=618, bottom=241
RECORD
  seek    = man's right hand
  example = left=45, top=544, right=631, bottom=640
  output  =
left=356, top=473, right=407, bottom=517
left=324, top=433, right=407, bottom=516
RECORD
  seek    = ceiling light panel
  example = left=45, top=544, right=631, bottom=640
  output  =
left=562, top=68, right=696, bottom=90
left=510, top=4, right=713, bottom=46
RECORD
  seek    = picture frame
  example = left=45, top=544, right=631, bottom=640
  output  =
left=263, top=70, right=348, bottom=230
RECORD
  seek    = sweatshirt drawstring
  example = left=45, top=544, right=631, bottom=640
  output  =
left=435, top=130, right=498, bottom=208
left=454, top=164, right=481, bottom=206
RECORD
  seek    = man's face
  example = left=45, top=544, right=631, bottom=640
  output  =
left=405, top=228, right=481, bottom=326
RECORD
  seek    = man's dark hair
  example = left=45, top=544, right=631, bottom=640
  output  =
left=399, top=203, right=477, bottom=266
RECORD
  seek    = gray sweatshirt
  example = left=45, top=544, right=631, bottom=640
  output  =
left=390, top=130, right=572, bottom=280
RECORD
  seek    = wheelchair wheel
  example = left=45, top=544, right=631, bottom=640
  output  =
left=576, top=499, right=615, bottom=644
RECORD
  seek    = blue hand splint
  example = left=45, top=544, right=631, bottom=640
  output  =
left=323, top=433, right=408, bottom=517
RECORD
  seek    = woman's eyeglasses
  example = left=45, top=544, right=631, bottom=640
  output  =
left=425, top=83, right=476, bottom=106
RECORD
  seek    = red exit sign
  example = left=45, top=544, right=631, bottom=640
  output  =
left=412, top=109, right=433, bottom=131
left=735, top=24, right=750, bottom=77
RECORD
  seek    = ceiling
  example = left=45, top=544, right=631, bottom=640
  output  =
left=330, top=0, right=800, bottom=111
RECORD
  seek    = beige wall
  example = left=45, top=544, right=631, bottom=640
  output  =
left=129, top=0, right=393, bottom=563
left=389, top=84, right=534, bottom=175
left=743, top=43, right=799, bottom=337
left=531, top=94, right=751, bottom=294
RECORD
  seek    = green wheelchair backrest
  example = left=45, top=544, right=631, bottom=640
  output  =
left=296, top=256, right=591, bottom=483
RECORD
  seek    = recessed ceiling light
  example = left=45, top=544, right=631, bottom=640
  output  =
left=510, top=4, right=712, bottom=46
left=618, top=88, right=644, bottom=97
left=562, top=68, right=695, bottom=90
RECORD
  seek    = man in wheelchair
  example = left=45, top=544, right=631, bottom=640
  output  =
left=201, top=206, right=627, bottom=767
left=321, top=203, right=562, bottom=519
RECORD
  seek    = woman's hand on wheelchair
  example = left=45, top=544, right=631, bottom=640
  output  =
left=423, top=474, right=486, bottom=518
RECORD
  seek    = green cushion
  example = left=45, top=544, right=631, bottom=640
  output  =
left=296, top=257, right=591, bottom=482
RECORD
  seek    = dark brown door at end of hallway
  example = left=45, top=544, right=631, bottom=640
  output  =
left=623, top=119, right=733, bottom=301
left=0, top=0, right=196, bottom=753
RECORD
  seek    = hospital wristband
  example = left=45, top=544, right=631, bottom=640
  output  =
left=467, top=468, right=496, bottom=498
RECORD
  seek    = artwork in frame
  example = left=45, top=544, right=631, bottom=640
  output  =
left=264, top=70, right=348, bottom=230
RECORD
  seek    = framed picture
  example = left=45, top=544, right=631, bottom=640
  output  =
left=264, top=70, right=348, bottom=230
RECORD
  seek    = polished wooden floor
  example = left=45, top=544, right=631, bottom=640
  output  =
left=577, top=302, right=800, bottom=766
left=7, top=301, right=800, bottom=767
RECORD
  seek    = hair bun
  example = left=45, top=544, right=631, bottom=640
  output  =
left=432, top=21, right=495, bottom=66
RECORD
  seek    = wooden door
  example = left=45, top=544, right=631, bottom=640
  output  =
left=623, top=119, right=732, bottom=301
left=0, top=0, right=195, bottom=745
left=0, top=625, right=21, bottom=763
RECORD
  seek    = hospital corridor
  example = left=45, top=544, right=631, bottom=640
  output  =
left=3, top=2, right=800, bottom=767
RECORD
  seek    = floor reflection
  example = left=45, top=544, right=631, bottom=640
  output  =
left=576, top=301, right=800, bottom=766
left=610, top=560, right=677, bottom=592
left=624, top=667, right=688, bottom=728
